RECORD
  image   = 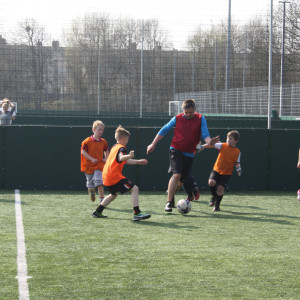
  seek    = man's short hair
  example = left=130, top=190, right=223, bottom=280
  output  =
left=227, top=130, right=240, bottom=141
left=182, top=99, right=196, bottom=110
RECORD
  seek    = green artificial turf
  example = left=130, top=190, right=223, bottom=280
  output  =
left=1, top=190, right=299, bottom=299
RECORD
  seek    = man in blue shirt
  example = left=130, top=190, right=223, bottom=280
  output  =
left=147, top=99, right=219, bottom=212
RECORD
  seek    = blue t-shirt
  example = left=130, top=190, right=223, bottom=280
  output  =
left=158, top=115, right=210, bottom=157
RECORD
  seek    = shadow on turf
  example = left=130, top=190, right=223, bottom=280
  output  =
left=206, top=210, right=296, bottom=225
left=183, top=202, right=297, bottom=225
left=97, top=203, right=297, bottom=226
left=132, top=219, right=200, bottom=229
left=192, top=200, right=266, bottom=211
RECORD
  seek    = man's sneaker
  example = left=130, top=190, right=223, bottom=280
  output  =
left=193, top=187, right=200, bottom=200
left=212, top=207, right=221, bottom=212
left=92, top=211, right=107, bottom=218
left=133, top=213, right=151, bottom=221
left=170, top=196, right=175, bottom=208
left=88, top=188, right=96, bottom=202
left=187, top=193, right=195, bottom=201
left=165, top=201, right=173, bottom=212
left=209, top=197, right=215, bottom=207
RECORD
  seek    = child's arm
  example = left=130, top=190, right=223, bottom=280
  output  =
left=127, top=159, right=148, bottom=165
left=119, top=150, right=135, bottom=162
left=119, top=150, right=148, bottom=165
left=235, top=163, right=242, bottom=176
left=235, top=153, right=242, bottom=176
left=103, top=149, right=109, bottom=163
left=196, top=141, right=222, bottom=153
left=81, top=149, right=98, bottom=164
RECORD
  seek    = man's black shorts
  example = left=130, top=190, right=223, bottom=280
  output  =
left=209, top=170, right=231, bottom=187
left=107, top=178, right=134, bottom=196
left=168, top=148, right=194, bottom=179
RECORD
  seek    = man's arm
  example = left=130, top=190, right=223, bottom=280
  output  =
left=146, top=134, right=164, bottom=154
left=146, top=117, right=176, bottom=154
left=297, top=148, right=300, bottom=168
left=200, top=116, right=219, bottom=145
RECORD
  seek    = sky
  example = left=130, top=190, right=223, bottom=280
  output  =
left=0, top=0, right=278, bottom=48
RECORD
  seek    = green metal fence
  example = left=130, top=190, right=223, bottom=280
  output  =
left=1, top=125, right=299, bottom=191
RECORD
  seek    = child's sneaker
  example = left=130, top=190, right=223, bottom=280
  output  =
left=165, top=201, right=173, bottom=212
left=88, top=188, right=96, bottom=202
left=133, top=212, right=151, bottom=221
left=92, top=211, right=107, bottom=218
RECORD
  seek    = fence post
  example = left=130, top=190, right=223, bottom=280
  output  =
left=267, top=129, right=272, bottom=190
left=135, top=127, right=141, bottom=187
left=140, top=20, right=144, bottom=118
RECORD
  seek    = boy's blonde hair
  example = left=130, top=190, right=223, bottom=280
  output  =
left=227, top=130, right=240, bottom=141
left=115, top=125, right=130, bottom=140
left=92, top=120, right=105, bottom=131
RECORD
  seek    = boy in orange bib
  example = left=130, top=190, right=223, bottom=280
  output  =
left=199, top=130, right=241, bottom=212
left=81, top=120, right=109, bottom=203
left=92, top=125, right=151, bottom=221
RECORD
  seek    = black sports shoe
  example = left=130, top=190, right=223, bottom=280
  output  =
left=212, top=207, right=221, bottom=212
left=170, top=196, right=175, bottom=208
left=133, top=212, right=151, bottom=221
left=92, top=211, right=107, bottom=218
left=165, top=201, right=173, bottom=212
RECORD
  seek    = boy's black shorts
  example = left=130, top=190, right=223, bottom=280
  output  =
left=107, top=178, right=134, bottom=196
left=168, top=148, right=194, bottom=180
left=209, top=170, right=231, bottom=187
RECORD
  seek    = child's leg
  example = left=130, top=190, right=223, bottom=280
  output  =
left=97, top=185, right=105, bottom=202
left=86, top=173, right=96, bottom=202
left=101, top=194, right=117, bottom=207
left=130, top=185, right=140, bottom=214
left=94, top=170, right=104, bottom=202
left=214, top=185, right=224, bottom=211
left=93, top=194, right=117, bottom=218
left=130, top=185, right=151, bottom=221
left=208, top=179, right=217, bottom=206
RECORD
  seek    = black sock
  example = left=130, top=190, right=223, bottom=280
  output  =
left=96, top=204, right=105, bottom=214
left=133, top=206, right=141, bottom=215
left=210, top=186, right=217, bottom=198
left=215, top=195, right=223, bottom=208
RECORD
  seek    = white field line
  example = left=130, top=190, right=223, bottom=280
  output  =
left=15, top=189, right=31, bottom=300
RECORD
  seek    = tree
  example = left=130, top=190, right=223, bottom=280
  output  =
left=275, top=0, right=300, bottom=83
left=14, top=19, right=52, bottom=109
left=63, top=14, right=172, bottom=112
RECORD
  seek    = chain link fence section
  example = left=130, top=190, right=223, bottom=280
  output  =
left=173, top=84, right=300, bottom=119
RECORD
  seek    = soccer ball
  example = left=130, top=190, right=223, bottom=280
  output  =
left=177, top=199, right=191, bottom=214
